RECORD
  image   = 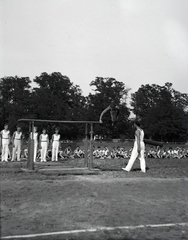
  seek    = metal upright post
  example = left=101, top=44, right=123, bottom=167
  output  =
left=27, top=122, right=31, bottom=169
left=27, top=121, right=34, bottom=170
left=89, top=123, right=94, bottom=170
left=84, top=123, right=88, bottom=167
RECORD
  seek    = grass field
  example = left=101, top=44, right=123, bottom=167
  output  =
left=0, top=157, right=188, bottom=240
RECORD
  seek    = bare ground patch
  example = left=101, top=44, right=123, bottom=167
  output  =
left=0, top=158, right=188, bottom=239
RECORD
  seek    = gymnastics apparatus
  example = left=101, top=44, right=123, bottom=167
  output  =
left=18, top=119, right=100, bottom=171
left=19, top=110, right=162, bottom=172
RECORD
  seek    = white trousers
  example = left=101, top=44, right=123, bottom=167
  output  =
left=125, top=141, right=146, bottom=172
left=52, top=141, right=59, bottom=161
left=33, top=141, right=38, bottom=162
left=1, top=141, right=9, bottom=161
left=12, top=140, right=21, bottom=161
left=41, top=142, right=47, bottom=162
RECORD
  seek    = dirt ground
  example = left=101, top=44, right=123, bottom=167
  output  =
left=0, top=158, right=188, bottom=240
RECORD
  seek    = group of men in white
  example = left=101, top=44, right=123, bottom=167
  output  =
left=0, top=124, right=22, bottom=162
left=0, top=124, right=61, bottom=162
left=0, top=124, right=88, bottom=162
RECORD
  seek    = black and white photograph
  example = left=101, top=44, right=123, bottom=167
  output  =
left=0, top=0, right=188, bottom=239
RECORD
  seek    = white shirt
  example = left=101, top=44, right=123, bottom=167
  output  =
left=14, top=131, right=22, bottom=140
left=53, top=134, right=60, bottom=141
left=1, top=130, right=10, bottom=144
left=40, top=134, right=48, bottom=142
left=30, top=132, right=38, bottom=142
left=135, top=129, right=144, bottom=142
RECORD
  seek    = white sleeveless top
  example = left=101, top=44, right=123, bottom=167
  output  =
left=53, top=134, right=60, bottom=141
left=1, top=130, right=10, bottom=139
left=30, top=132, right=38, bottom=142
left=40, top=134, right=48, bottom=142
left=14, top=131, right=22, bottom=140
left=135, top=129, right=144, bottom=142
left=1, top=130, right=10, bottom=143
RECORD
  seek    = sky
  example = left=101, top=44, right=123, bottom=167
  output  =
left=1, top=0, right=188, bottom=97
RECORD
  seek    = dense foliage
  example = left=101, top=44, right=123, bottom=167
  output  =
left=131, top=83, right=188, bottom=141
left=0, top=73, right=187, bottom=142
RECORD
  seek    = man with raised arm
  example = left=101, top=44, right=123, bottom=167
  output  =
left=99, top=102, right=119, bottom=126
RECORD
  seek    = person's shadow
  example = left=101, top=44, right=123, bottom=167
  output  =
left=132, top=167, right=149, bottom=172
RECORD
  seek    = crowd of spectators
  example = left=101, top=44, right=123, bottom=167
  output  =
left=147, top=146, right=188, bottom=159
left=23, top=145, right=85, bottom=161
left=92, top=146, right=188, bottom=159
left=1, top=145, right=188, bottom=162
left=23, top=145, right=188, bottom=161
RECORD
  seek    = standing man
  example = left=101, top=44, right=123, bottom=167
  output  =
left=51, top=128, right=61, bottom=162
left=0, top=124, right=11, bottom=162
left=30, top=126, right=38, bottom=162
left=39, top=128, right=49, bottom=162
left=122, top=121, right=146, bottom=173
left=11, top=126, right=23, bottom=162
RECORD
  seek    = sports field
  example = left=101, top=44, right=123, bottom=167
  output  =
left=0, top=157, right=188, bottom=240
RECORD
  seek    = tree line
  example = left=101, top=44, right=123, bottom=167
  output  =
left=0, top=72, right=188, bottom=142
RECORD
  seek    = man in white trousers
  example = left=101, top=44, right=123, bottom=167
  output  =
left=39, top=128, right=49, bottom=162
left=30, top=126, right=38, bottom=162
left=51, top=128, right=61, bottom=161
left=122, top=121, right=146, bottom=173
left=11, top=126, right=23, bottom=161
left=0, top=124, right=10, bottom=162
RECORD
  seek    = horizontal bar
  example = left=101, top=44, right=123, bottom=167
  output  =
left=18, top=119, right=100, bottom=124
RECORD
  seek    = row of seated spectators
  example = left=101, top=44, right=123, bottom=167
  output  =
left=147, top=146, right=188, bottom=159
left=92, top=146, right=188, bottom=159
left=22, top=145, right=188, bottom=160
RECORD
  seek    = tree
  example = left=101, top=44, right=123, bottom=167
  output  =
left=0, top=76, right=32, bottom=133
left=32, top=72, right=86, bottom=139
left=131, top=82, right=188, bottom=141
left=86, top=77, right=131, bottom=138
